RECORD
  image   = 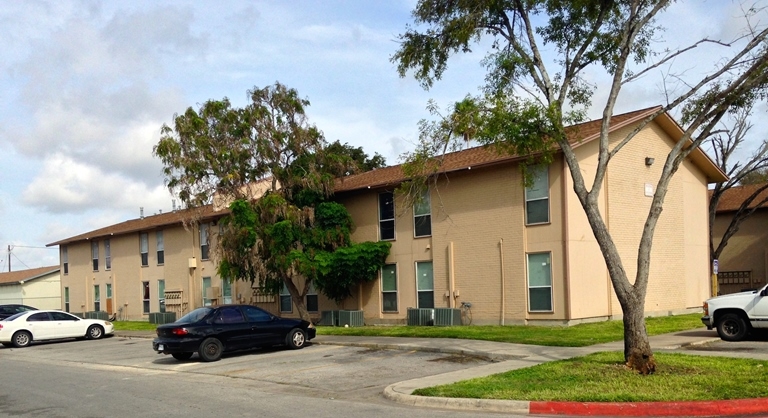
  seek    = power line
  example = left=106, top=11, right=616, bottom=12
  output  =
left=12, top=245, right=57, bottom=250
left=10, top=252, right=31, bottom=270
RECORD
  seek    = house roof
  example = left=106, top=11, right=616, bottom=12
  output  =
left=712, top=182, right=768, bottom=213
left=47, top=205, right=227, bottom=247
left=0, top=265, right=59, bottom=286
left=334, top=106, right=727, bottom=193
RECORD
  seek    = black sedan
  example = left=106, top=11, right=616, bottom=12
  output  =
left=152, top=304, right=316, bottom=362
left=0, top=304, right=37, bottom=320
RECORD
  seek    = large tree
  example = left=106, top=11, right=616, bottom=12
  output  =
left=393, top=0, right=768, bottom=373
left=707, top=109, right=768, bottom=267
left=154, top=82, right=390, bottom=321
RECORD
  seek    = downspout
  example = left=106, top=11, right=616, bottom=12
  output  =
left=448, top=242, right=455, bottom=309
left=500, top=238, right=505, bottom=325
left=562, top=159, right=572, bottom=320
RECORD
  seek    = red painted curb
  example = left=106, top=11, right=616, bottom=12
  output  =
left=529, top=398, right=768, bottom=416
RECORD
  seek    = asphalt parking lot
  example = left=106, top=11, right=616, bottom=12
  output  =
left=0, top=335, right=496, bottom=401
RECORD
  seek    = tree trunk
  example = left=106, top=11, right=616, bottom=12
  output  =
left=622, top=300, right=656, bottom=374
left=283, top=275, right=312, bottom=322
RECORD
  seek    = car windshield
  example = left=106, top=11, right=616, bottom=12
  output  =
left=3, top=312, right=26, bottom=321
left=176, top=307, right=213, bottom=324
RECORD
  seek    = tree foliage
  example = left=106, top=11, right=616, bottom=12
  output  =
left=154, top=82, right=390, bottom=321
left=393, top=0, right=768, bottom=373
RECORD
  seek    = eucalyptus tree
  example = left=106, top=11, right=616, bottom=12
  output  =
left=393, top=0, right=768, bottom=373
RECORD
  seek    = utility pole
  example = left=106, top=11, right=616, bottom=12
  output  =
left=7, top=245, right=10, bottom=272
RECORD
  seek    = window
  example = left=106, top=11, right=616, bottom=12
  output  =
left=379, top=192, right=395, bottom=241
left=91, top=240, right=99, bottom=271
left=381, top=264, right=398, bottom=312
left=64, top=287, right=70, bottom=312
left=202, top=276, right=212, bottom=306
left=28, top=312, right=50, bottom=322
left=62, top=246, right=68, bottom=275
left=106, top=283, right=112, bottom=313
left=93, top=285, right=100, bottom=311
left=243, top=305, right=271, bottom=322
left=527, top=252, right=553, bottom=311
left=139, top=232, right=149, bottom=266
left=525, top=165, right=550, bottom=224
left=104, top=239, right=111, bottom=270
left=214, top=306, right=244, bottom=324
left=222, top=279, right=232, bottom=304
left=279, top=282, right=292, bottom=313
left=306, top=282, right=318, bottom=312
left=416, top=261, right=434, bottom=309
left=200, top=224, right=210, bottom=260
left=142, top=281, right=150, bottom=313
left=156, top=231, right=164, bottom=265
left=413, top=189, right=432, bottom=237
left=158, top=280, right=165, bottom=313
left=51, top=311, right=77, bottom=321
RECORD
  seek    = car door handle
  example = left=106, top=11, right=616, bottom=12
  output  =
left=215, top=328, right=224, bottom=332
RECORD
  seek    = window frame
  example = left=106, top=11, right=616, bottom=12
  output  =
left=64, top=287, right=70, bottom=312
left=93, top=284, right=100, bottom=312
left=200, top=224, right=210, bottom=260
left=524, top=165, right=550, bottom=225
left=139, top=232, right=149, bottom=267
left=104, top=239, right=111, bottom=270
left=62, top=246, right=69, bottom=275
left=306, top=282, right=318, bottom=312
left=378, top=192, right=395, bottom=241
left=91, top=240, right=99, bottom=272
left=156, top=231, right=165, bottom=265
left=413, top=189, right=432, bottom=238
left=142, top=281, right=150, bottom=314
left=381, top=263, right=398, bottom=313
left=158, top=280, right=165, bottom=313
left=415, top=261, right=434, bottom=309
left=202, top=276, right=212, bottom=306
left=526, top=252, right=553, bottom=312
left=279, top=282, right=292, bottom=313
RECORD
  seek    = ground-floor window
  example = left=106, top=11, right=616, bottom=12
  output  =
left=142, top=281, right=150, bottom=313
left=158, top=280, right=165, bottom=313
left=202, top=277, right=212, bottom=306
left=93, top=285, right=100, bottom=311
left=279, top=282, right=292, bottom=313
left=222, top=279, right=232, bottom=304
left=416, top=261, right=434, bottom=309
left=64, top=287, right=70, bottom=312
left=527, top=252, right=553, bottom=311
left=306, top=282, right=318, bottom=312
left=381, top=264, right=398, bottom=312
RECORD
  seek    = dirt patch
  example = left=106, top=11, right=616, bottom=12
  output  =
left=428, top=354, right=492, bottom=364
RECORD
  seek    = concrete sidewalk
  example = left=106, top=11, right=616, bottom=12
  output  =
left=117, top=328, right=768, bottom=416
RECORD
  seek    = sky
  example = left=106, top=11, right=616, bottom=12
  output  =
left=1, top=0, right=766, bottom=272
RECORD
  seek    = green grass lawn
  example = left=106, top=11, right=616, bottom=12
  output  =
left=413, top=352, right=768, bottom=402
left=112, top=321, right=157, bottom=331
left=317, top=313, right=704, bottom=347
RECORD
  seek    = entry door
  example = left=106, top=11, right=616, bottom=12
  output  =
left=106, top=283, right=113, bottom=314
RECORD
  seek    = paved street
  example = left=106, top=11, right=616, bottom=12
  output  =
left=0, top=336, right=521, bottom=418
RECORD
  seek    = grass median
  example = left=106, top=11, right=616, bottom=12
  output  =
left=317, top=313, right=704, bottom=346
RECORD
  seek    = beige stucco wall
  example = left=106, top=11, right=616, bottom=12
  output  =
left=0, top=274, right=58, bottom=308
left=714, top=209, right=768, bottom=293
left=565, top=121, right=710, bottom=321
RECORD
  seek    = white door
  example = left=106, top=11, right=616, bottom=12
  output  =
left=50, top=311, right=84, bottom=338
left=25, top=312, right=56, bottom=340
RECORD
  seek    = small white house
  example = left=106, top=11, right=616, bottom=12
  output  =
left=0, top=266, right=61, bottom=310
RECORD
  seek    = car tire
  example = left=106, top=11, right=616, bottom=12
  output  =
left=86, top=325, right=104, bottom=340
left=716, top=313, right=749, bottom=341
left=172, top=352, right=194, bottom=361
left=12, top=331, right=32, bottom=348
left=286, top=328, right=306, bottom=349
left=198, top=338, right=223, bottom=362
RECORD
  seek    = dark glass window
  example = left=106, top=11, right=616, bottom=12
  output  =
left=214, top=307, right=245, bottom=324
left=379, top=192, right=395, bottom=241
left=243, top=305, right=271, bottom=322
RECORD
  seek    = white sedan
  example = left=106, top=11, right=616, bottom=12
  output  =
left=0, top=310, right=114, bottom=348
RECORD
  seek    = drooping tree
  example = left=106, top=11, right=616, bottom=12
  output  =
left=153, top=82, right=390, bottom=321
left=393, top=1, right=768, bottom=373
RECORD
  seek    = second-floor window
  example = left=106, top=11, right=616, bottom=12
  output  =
left=200, top=224, right=210, bottom=260
left=104, top=239, right=111, bottom=270
left=62, top=246, right=68, bottom=275
left=525, top=165, right=550, bottom=225
left=91, top=241, right=99, bottom=271
left=413, top=189, right=432, bottom=237
left=140, top=233, right=149, bottom=266
left=379, top=192, right=395, bottom=241
left=156, top=231, right=164, bottom=265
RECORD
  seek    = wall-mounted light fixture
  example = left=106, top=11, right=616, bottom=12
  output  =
left=645, top=157, right=655, bottom=166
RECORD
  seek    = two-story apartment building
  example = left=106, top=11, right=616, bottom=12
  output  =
left=49, top=106, right=726, bottom=324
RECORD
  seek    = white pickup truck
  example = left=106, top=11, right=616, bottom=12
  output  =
left=701, top=284, right=768, bottom=341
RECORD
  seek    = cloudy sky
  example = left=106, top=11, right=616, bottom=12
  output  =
left=1, top=0, right=765, bottom=271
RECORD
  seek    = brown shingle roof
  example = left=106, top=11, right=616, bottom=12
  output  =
left=0, top=265, right=59, bottom=286
left=47, top=205, right=227, bottom=247
left=334, top=106, right=663, bottom=193
left=713, top=183, right=768, bottom=213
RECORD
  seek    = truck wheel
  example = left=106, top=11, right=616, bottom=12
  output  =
left=716, top=313, right=748, bottom=341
